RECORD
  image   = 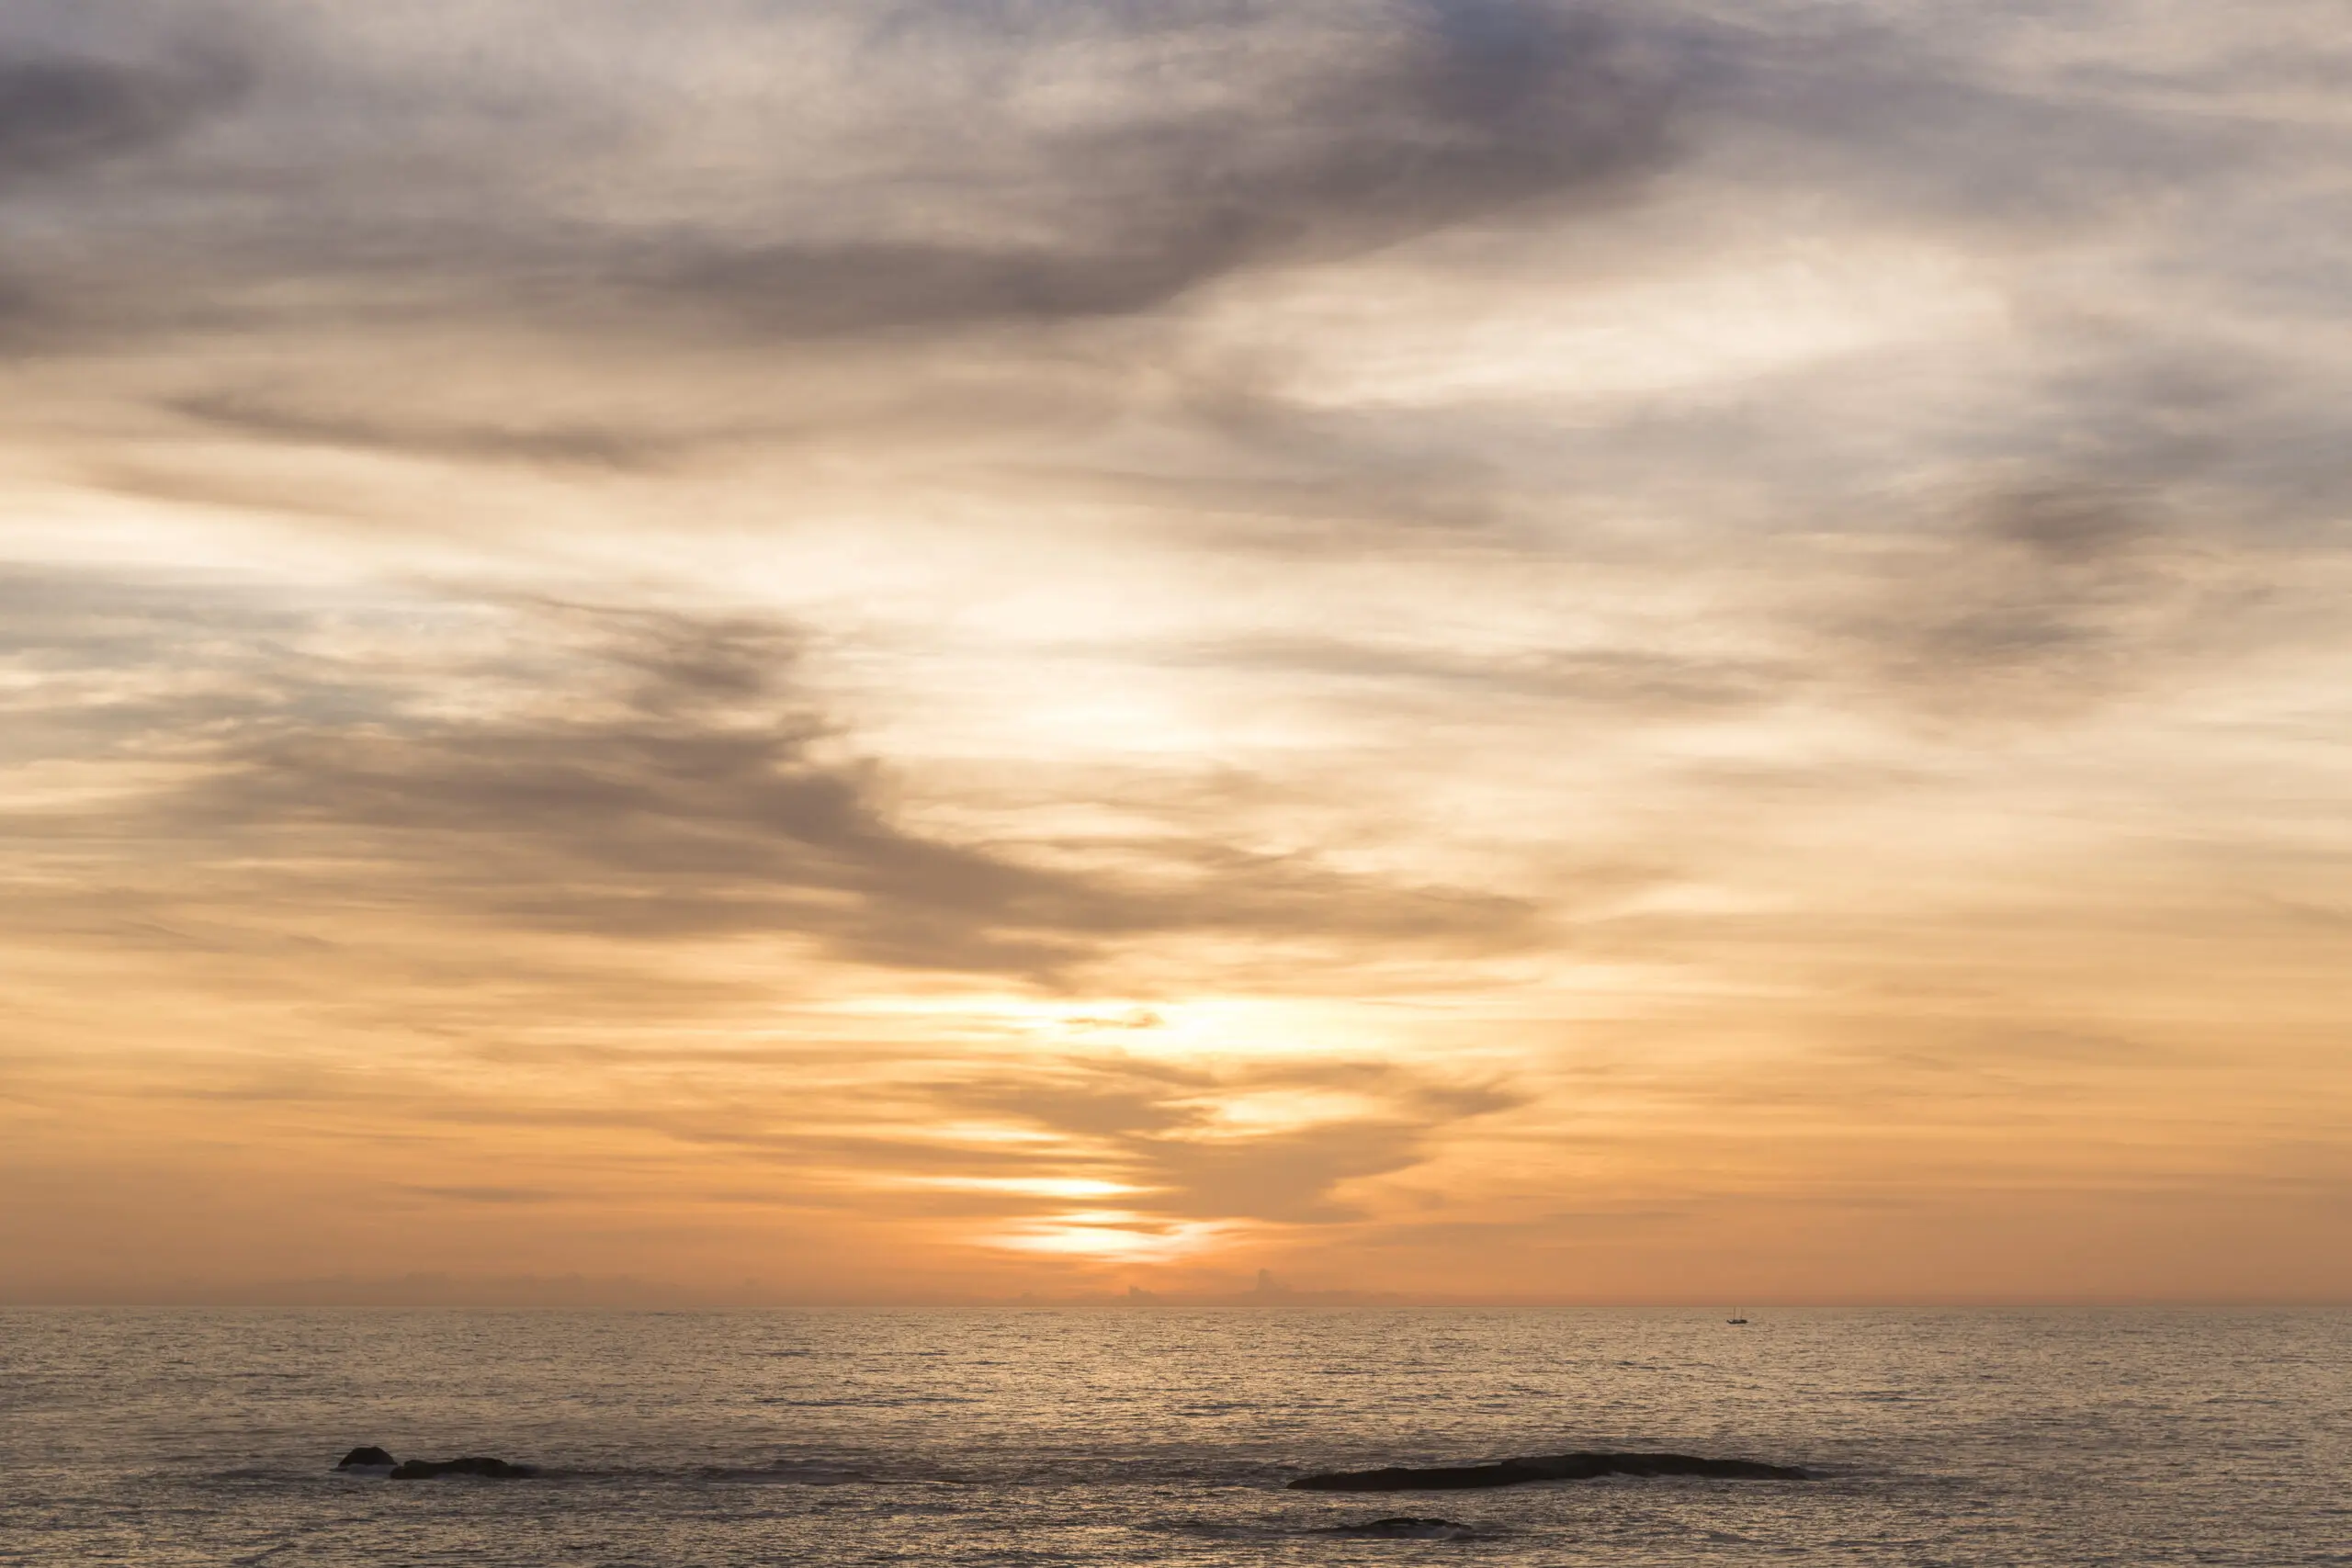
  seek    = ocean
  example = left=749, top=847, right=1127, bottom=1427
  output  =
left=3, top=1307, right=2346, bottom=1565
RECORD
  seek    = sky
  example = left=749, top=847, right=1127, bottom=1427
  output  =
left=4, top=0, right=2350, bottom=1306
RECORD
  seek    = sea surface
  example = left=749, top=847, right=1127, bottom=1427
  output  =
left=3, top=1307, right=2347, bottom=1565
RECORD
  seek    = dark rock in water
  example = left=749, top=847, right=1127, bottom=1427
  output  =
left=336, top=1447, right=397, bottom=1469
left=1290, top=1451, right=1805, bottom=1492
left=1327, top=1517, right=1479, bottom=1540
left=389, top=1456, right=538, bottom=1480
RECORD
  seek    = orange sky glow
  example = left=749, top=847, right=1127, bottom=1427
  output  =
left=5, top=0, right=2351, bottom=1305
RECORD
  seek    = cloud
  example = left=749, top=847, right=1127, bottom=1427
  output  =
left=630, top=0, right=1688, bottom=334
left=0, top=15, right=254, bottom=343
left=164, top=392, right=687, bottom=472
left=1827, top=480, right=2194, bottom=711
left=1181, top=636, right=1793, bottom=716
left=0, top=0, right=1703, bottom=355
left=0, top=46, right=245, bottom=185
left=941, top=1055, right=1525, bottom=1223
left=0, top=571, right=1539, bottom=982
left=402, top=1185, right=560, bottom=1205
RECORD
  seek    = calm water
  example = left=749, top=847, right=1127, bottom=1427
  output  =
left=3, top=1308, right=2347, bottom=1565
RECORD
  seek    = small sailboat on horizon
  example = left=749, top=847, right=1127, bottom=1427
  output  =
left=1726, top=1307, right=1749, bottom=1325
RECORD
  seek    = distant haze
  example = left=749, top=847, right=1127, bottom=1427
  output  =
left=4, top=0, right=2349, bottom=1306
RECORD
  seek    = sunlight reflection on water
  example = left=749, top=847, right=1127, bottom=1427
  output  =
left=3, top=1308, right=2347, bottom=1565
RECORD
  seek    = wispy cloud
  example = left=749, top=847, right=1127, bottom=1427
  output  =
left=0, top=572, right=1538, bottom=981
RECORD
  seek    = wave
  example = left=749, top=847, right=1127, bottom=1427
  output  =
left=1167, top=1517, right=1496, bottom=1544
left=695, top=1461, right=876, bottom=1486
left=322, top=1461, right=934, bottom=1487
left=755, top=1393, right=983, bottom=1407
left=1320, top=1518, right=1484, bottom=1540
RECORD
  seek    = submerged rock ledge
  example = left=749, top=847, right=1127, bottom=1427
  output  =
left=391, top=1456, right=538, bottom=1480
left=1323, top=1517, right=1480, bottom=1540
left=334, top=1448, right=537, bottom=1479
left=1289, top=1451, right=1806, bottom=1492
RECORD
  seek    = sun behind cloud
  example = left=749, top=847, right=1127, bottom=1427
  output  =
left=4, top=0, right=2351, bottom=1306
